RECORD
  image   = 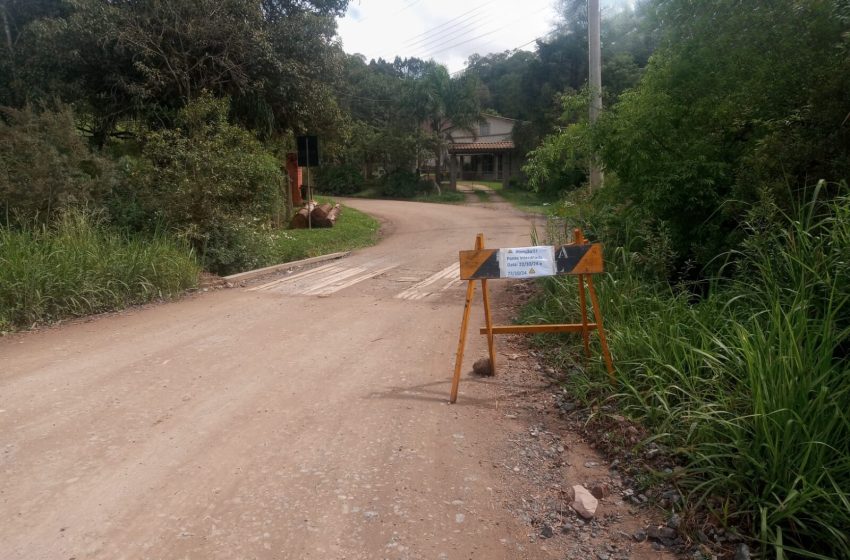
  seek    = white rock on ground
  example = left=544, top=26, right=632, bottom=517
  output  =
left=571, top=484, right=599, bottom=519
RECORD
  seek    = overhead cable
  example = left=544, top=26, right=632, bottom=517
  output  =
left=402, top=2, right=490, bottom=46
left=420, top=7, right=548, bottom=59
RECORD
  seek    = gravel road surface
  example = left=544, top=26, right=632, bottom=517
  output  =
left=1, top=199, right=555, bottom=559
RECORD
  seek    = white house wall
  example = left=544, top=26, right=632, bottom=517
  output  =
left=448, top=115, right=516, bottom=143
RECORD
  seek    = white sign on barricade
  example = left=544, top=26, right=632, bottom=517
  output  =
left=498, top=246, right=556, bottom=278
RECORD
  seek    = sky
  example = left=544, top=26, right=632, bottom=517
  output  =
left=336, top=0, right=562, bottom=73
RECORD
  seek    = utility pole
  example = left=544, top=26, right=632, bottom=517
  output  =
left=588, top=0, right=603, bottom=190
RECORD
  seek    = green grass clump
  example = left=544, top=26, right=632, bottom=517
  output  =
left=0, top=209, right=200, bottom=330
left=523, top=187, right=850, bottom=558
left=267, top=202, right=380, bottom=264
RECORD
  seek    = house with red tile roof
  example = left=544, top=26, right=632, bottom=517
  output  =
left=445, top=114, right=525, bottom=190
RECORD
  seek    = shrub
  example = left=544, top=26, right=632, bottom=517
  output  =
left=0, top=208, right=199, bottom=329
left=0, top=104, right=113, bottom=220
left=381, top=170, right=432, bottom=198
left=522, top=90, right=590, bottom=196
left=316, top=163, right=364, bottom=195
left=118, top=95, right=285, bottom=273
left=595, top=0, right=850, bottom=274
left=201, top=220, right=274, bottom=276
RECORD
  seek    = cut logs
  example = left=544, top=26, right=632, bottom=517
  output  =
left=289, top=201, right=316, bottom=229
left=312, top=203, right=333, bottom=221
left=313, top=204, right=341, bottom=228
left=289, top=202, right=342, bottom=229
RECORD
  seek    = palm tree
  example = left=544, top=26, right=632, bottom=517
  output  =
left=411, top=64, right=481, bottom=190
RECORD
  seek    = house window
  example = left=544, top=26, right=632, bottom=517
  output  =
left=479, top=122, right=490, bottom=137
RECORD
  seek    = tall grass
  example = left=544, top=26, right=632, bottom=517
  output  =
left=524, top=187, right=850, bottom=558
left=0, top=209, right=200, bottom=330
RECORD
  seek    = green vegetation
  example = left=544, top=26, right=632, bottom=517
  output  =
left=521, top=90, right=592, bottom=197
left=331, top=56, right=481, bottom=189
left=379, top=170, right=434, bottom=198
left=509, top=1, right=849, bottom=557
left=0, top=105, right=113, bottom=218
left=315, top=164, right=365, bottom=196
left=0, top=0, right=362, bottom=325
left=466, top=2, right=653, bottom=152
left=525, top=189, right=850, bottom=558
left=116, top=96, right=286, bottom=275
left=263, top=203, right=380, bottom=265
left=539, top=1, right=850, bottom=274
left=0, top=0, right=348, bottom=145
left=0, top=209, right=199, bottom=331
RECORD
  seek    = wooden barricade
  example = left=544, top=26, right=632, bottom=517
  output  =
left=450, top=229, right=614, bottom=403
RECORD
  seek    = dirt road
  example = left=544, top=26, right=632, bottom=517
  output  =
left=1, top=199, right=559, bottom=559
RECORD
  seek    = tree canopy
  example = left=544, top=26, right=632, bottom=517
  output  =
left=0, top=0, right=349, bottom=142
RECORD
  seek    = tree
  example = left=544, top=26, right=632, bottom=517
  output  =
left=1, top=0, right=350, bottom=143
left=598, top=0, right=850, bottom=273
left=464, top=1, right=654, bottom=150
left=122, top=95, right=284, bottom=273
left=0, top=103, right=112, bottom=219
left=0, top=0, right=72, bottom=106
left=414, top=64, right=481, bottom=184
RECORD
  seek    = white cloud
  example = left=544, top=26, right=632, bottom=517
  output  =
left=336, top=0, right=560, bottom=73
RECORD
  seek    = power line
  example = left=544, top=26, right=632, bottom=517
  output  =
left=405, top=14, right=493, bottom=49
left=355, top=8, right=491, bottom=65
left=350, top=3, right=552, bottom=74
left=420, top=7, right=548, bottom=59
left=393, top=0, right=422, bottom=17
left=401, top=2, right=489, bottom=46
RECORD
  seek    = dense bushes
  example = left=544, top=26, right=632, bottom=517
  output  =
left=1, top=98, right=287, bottom=275
left=522, top=91, right=590, bottom=196
left=1, top=105, right=113, bottom=219
left=528, top=1, right=850, bottom=277
left=0, top=96, right=295, bottom=331
left=119, top=96, right=286, bottom=274
left=522, top=5, right=850, bottom=554
left=595, top=0, right=850, bottom=273
left=0, top=209, right=199, bottom=330
left=526, top=188, right=850, bottom=558
left=316, top=163, right=364, bottom=195
left=381, top=170, right=433, bottom=198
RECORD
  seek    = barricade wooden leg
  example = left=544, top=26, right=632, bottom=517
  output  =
left=578, top=274, right=591, bottom=359
left=573, top=229, right=592, bottom=359
left=450, top=279, right=476, bottom=403
left=477, top=233, right=496, bottom=375
left=586, top=275, right=616, bottom=384
left=481, top=278, right=496, bottom=375
left=450, top=234, right=484, bottom=403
